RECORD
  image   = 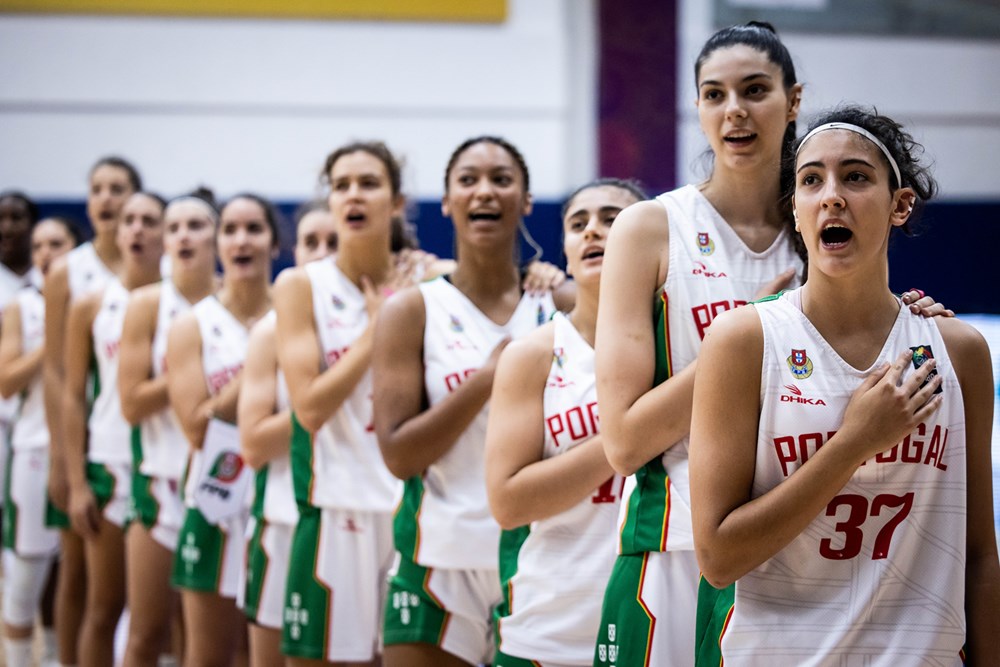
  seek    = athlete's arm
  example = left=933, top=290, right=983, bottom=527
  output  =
left=595, top=200, right=696, bottom=476
left=42, top=258, right=71, bottom=509
left=165, top=311, right=212, bottom=449
left=689, top=306, right=943, bottom=588
left=62, top=294, right=101, bottom=538
left=118, top=285, right=167, bottom=425
left=485, top=325, right=615, bottom=529
left=374, top=286, right=502, bottom=480
left=238, top=316, right=290, bottom=471
left=0, top=301, right=42, bottom=398
left=939, top=318, right=1000, bottom=660
left=273, top=266, right=378, bottom=434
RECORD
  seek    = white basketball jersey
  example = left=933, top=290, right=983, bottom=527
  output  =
left=0, top=264, right=33, bottom=425
left=138, top=279, right=193, bottom=479
left=88, top=278, right=131, bottom=465
left=399, top=276, right=556, bottom=570
left=257, top=311, right=297, bottom=526
left=67, top=242, right=113, bottom=301
left=497, top=312, right=623, bottom=664
left=618, top=185, right=803, bottom=555
left=720, top=289, right=966, bottom=666
left=183, top=295, right=249, bottom=505
left=292, top=258, right=398, bottom=512
left=9, top=286, right=47, bottom=451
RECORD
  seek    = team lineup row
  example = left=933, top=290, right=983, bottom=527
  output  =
left=0, top=19, right=996, bottom=667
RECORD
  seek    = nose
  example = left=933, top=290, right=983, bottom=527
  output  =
left=821, top=181, right=846, bottom=210
left=583, top=214, right=604, bottom=238
left=725, top=91, right=747, bottom=120
left=473, top=176, right=495, bottom=199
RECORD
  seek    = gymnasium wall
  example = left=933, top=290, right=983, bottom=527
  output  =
left=3, top=0, right=999, bottom=313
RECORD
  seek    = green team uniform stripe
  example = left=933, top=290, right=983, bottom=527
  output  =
left=2, top=445, right=16, bottom=550
left=619, top=291, right=673, bottom=555
left=695, top=577, right=734, bottom=667
left=494, top=525, right=530, bottom=653
left=394, top=476, right=425, bottom=562
left=289, top=412, right=314, bottom=507
left=251, top=465, right=268, bottom=519
left=130, top=426, right=160, bottom=527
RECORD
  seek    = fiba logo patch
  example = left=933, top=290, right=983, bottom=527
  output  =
left=786, top=348, right=814, bottom=379
left=553, top=346, right=565, bottom=369
left=910, top=344, right=943, bottom=394
left=209, top=452, right=244, bottom=483
left=449, top=315, right=463, bottom=333
left=697, top=232, right=715, bottom=256
left=331, top=294, right=345, bottom=311
left=537, top=303, right=546, bottom=325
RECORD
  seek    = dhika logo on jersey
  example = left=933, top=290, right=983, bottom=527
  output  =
left=697, top=232, right=715, bottom=256
left=691, top=260, right=727, bottom=278
left=786, top=348, right=814, bottom=379
left=553, top=346, right=565, bottom=369
left=781, top=383, right=826, bottom=406
left=208, top=451, right=244, bottom=483
left=449, top=315, right=463, bottom=333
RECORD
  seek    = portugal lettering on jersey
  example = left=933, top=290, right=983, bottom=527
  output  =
left=618, top=185, right=803, bottom=556
left=712, top=289, right=966, bottom=663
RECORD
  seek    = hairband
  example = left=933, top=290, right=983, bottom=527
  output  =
left=796, top=122, right=902, bottom=189
left=167, top=196, right=218, bottom=221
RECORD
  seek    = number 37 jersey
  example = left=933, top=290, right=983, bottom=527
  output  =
left=722, top=288, right=966, bottom=665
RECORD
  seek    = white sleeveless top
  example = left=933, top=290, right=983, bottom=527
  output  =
left=67, top=242, right=113, bottom=301
left=10, top=286, right=47, bottom=451
left=396, top=276, right=556, bottom=570
left=497, top=312, right=623, bottom=664
left=290, top=259, right=399, bottom=512
left=720, top=289, right=966, bottom=665
left=618, top=184, right=803, bottom=555
left=257, top=311, right=298, bottom=526
left=182, top=295, right=249, bottom=505
left=0, top=264, right=33, bottom=425
left=87, top=278, right=131, bottom=465
left=137, top=280, right=193, bottom=480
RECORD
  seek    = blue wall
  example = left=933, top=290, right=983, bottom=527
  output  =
left=36, top=199, right=1000, bottom=315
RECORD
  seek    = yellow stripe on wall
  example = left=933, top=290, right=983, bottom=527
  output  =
left=0, top=0, right=506, bottom=22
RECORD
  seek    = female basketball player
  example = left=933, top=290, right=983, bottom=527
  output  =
left=592, top=23, right=944, bottom=666
left=167, top=194, right=277, bottom=667
left=0, top=216, right=79, bottom=667
left=63, top=191, right=165, bottom=666
left=118, top=193, right=220, bottom=666
left=689, top=105, right=1000, bottom=664
left=374, top=136, right=574, bottom=667
left=274, top=140, right=455, bottom=667
left=238, top=199, right=335, bottom=667
left=485, top=178, right=645, bottom=667
left=43, top=156, right=140, bottom=667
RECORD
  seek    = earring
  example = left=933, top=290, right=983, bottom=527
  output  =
left=793, top=209, right=800, bottom=232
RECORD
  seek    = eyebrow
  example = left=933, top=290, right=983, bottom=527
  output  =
left=568, top=205, right=623, bottom=219
left=699, top=72, right=772, bottom=89
left=796, top=157, right=877, bottom=173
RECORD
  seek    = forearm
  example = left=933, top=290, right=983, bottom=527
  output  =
left=491, top=436, right=614, bottom=529
left=0, top=347, right=43, bottom=398
left=293, top=330, right=373, bottom=433
left=604, top=363, right=696, bottom=476
left=60, top=395, right=89, bottom=492
left=241, top=410, right=292, bottom=470
left=381, top=370, right=493, bottom=480
left=698, top=440, right=861, bottom=587
left=120, top=375, right=170, bottom=425
left=965, top=549, right=1000, bottom=664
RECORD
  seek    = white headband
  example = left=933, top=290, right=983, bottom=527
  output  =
left=796, top=122, right=902, bottom=189
left=166, top=196, right=218, bottom=222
